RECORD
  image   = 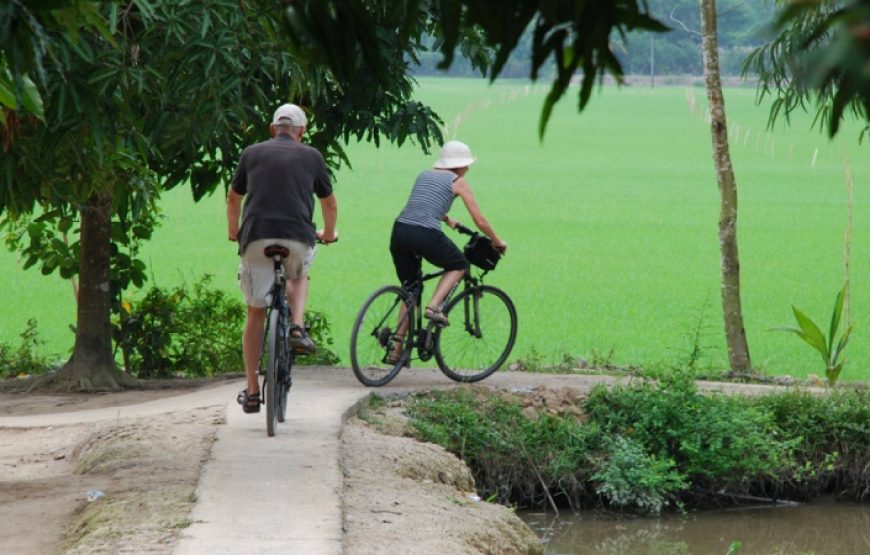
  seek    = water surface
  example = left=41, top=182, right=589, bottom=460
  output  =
left=521, top=499, right=870, bottom=554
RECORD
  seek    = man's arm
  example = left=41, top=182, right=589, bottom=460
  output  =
left=316, top=194, right=338, bottom=243
left=227, top=189, right=244, bottom=241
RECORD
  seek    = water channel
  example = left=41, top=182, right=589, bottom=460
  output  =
left=520, top=499, right=870, bottom=554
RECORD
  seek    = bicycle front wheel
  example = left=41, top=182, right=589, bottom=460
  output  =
left=435, top=285, right=517, bottom=382
left=265, top=307, right=284, bottom=436
left=350, top=285, right=413, bottom=387
left=275, top=311, right=291, bottom=424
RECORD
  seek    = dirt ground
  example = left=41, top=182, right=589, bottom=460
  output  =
left=0, top=379, right=543, bottom=554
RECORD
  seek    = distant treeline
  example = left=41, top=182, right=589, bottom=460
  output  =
left=413, top=0, right=777, bottom=78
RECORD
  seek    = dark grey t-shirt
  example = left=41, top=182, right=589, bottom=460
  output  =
left=231, top=134, right=333, bottom=251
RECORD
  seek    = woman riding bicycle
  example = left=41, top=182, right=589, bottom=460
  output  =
left=388, top=140, right=507, bottom=362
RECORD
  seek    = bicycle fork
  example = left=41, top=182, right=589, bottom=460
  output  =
left=462, top=288, right=483, bottom=339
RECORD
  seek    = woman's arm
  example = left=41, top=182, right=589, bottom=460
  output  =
left=453, top=177, right=507, bottom=251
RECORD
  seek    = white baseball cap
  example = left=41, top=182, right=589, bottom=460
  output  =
left=271, top=103, right=307, bottom=127
left=433, top=140, right=476, bottom=169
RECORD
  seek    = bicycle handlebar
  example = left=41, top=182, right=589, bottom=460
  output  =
left=453, top=222, right=506, bottom=256
left=453, top=223, right=475, bottom=236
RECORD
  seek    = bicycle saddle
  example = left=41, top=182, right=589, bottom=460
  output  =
left=264, top=245, right=290, bottom=258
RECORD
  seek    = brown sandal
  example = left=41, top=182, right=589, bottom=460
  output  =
left=387, top=337, right=404, bottom=365
left=289, top=324, right=317, bottom=354
left=237, top=389, right=261, bottom=413
left=424, top=306, right=449, bottom=326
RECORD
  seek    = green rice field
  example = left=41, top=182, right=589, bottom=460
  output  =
left=3, top=77, right=870, bottom=380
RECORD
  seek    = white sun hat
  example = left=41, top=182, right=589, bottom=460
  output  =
left=271, top=103, right=307, bottom=127
left=433, top=140, right=477, bottom=169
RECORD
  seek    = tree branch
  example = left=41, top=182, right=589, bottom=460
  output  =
left=670, top=7, right=701, bottom=37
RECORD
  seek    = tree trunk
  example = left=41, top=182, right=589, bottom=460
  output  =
left=47, top=189, right=134, bottom=391
left=700, top=0, right=752, bottom=372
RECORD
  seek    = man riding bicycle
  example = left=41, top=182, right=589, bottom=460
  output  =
left=227, top=103, right=338, bottom=413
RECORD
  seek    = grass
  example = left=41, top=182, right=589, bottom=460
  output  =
left=2, top=77, right=869, bottom=380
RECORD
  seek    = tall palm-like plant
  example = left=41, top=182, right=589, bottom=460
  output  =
left=777, top=285, right=853, bottom=386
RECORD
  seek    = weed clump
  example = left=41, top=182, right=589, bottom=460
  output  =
left=0, top=318, right=57, bottom=378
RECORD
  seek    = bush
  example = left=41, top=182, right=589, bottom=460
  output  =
left=757, top=389, right=870, bottom=500
left=584, top=370, right=795, bottom=492
left=0, top=318, right=55, bottom=378
left=592, top=435, right=685, bottom=514
left=406, top=372, right=870, bottom=513
left=295, top=309, right=341, bottom=366
left=113, top=275, right=339, bottom=378
left=408, top=387, right=600, bottom=509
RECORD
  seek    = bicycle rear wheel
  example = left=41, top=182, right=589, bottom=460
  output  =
left=350, top=285, right=413, bottom=387
left=435, top=285, right=517, bottom=382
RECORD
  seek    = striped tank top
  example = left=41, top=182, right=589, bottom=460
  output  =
left=396, top=170, right=457, bottom=230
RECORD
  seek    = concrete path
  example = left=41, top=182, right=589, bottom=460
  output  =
left=172, top=368, right=622, bottom=555
left=172, top=370, right=371, bottom=555
left=0, top=367, right=797, bottom=554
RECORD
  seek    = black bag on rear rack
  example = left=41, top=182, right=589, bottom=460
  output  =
left=463, top=235, right=501, bottom=271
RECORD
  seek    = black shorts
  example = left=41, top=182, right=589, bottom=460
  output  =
left=390, top=221, right=468, bottom=287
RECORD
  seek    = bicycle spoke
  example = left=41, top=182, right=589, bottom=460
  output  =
left=435, top=286, right=516, bottom=382
left=350, top=286, right=413, bottom=387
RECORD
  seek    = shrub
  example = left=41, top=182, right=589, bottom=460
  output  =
left=584, top=370, right=794, bottom=491
left=758, top=389, right=870, bottom=499
left=295, top=309, right=341, bottom=366
left=113, top=275, right=339, bottom=378
left=0, top=318, right=56, bottom=378
left=406, top=373, right=870, bottom=513
left=592, top=435, right=685, bottom=514
left=408, top=387, right=600, bottom=509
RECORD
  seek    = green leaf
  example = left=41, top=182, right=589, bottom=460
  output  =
left=19, top=77, right=45, bottom=121
left=791, top=306, right=828, bottom=357
left=828, top=285, right=847, bottom=351
left=0, top=82, right=16, bottom=110
left=201, top=10, right=211, bottom=39
left=827, top=362, right=843, bottom=385
left=832, top=324, right=854, bottom=364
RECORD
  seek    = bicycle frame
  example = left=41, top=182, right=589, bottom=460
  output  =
left=401, top=267, right=487, bottom=361
left=261, top=248, right=293, bottom=436
left=263, top=255, right=289, bottom=359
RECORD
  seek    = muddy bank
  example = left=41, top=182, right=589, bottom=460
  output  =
left=341, top=412, right=542, bottom=555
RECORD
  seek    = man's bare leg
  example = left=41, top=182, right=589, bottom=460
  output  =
left=286, top=275, right=316, bottom=352
left=243, top=306, right=266, bottom=394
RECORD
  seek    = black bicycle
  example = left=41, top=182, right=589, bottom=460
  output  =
left=259, top=244, right=294, bottom=437
left=350, top=224, right=517, bottom=387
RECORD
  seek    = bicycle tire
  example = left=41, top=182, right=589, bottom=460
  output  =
left=275, top=307, right=290, bottom=424
left=266, top=307, right=280, bottom=436
left=435, top=285, right=517, bottom=382
left=350, top=285, right=413, bottom=387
